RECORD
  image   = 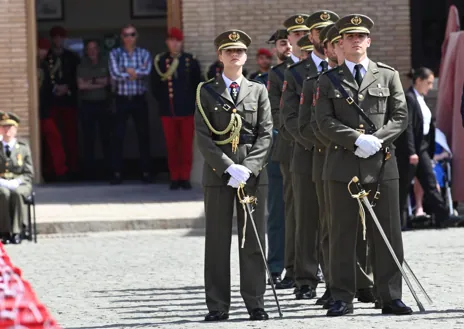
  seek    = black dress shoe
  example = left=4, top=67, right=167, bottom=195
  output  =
left=295, top=285, right=316, bottom=300
left=249, top=308, right=269, bottom=321
left=170, top=181, right=180, bottom=190
left=267, top=273, right=281, bottom=285
left=326, top=300, right=354, bottom=316
left=179, top=180, right=192, bottom=189
left=382, top=299, right=412, bottom=315
left=110, top=172, right=122, bottom=185
left=204, top=311, right=229, bottom=321
left=1, top=233, right=10, bottom=244
left=357, top=288, right=376, bottom=303
left=316, top=289, right=331, bottom=305
left=323, top=297, right=335, bottom=309
left=374, top=300, right=383, bottom=309
left=275, top=275, right=295, bottom=289
left=10, top=234, right=21, bottom=245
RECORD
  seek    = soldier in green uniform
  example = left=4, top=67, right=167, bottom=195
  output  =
left=195, top=30, right=273, bottom=322
left=280, top=10, right=339, bottom=300
left=315, top=14, right=412, bottom=316
left=267, top=21, right=304, bottom=289
left=0, top=112, right=34, bottom=244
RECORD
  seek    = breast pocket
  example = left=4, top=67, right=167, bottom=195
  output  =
left=367, top=87, right=390, bottom=113
left=209, top=103, right=232, bottom=131
left=243, top=102, right=258, bottom=126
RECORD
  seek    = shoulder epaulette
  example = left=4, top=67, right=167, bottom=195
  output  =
left=154, top=52, right=167, bottom=62
left=305, top=73, right=320, bottom=81
left=271, top=62, right=287, bottom=71
left=17, top=140, right=28, bottom=146
left=320, top=67, right=338, bottom=76
left=288, top=61, right=304, bottom=70
left=377, top=62, right=395, bottom=71
left=202, top=77, right=215, bottom=86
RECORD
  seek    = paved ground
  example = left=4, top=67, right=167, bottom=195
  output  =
left=4, top=228, right=464, bottom=329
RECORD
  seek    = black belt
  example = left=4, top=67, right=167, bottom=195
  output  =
left=213, top=134, right=257, bottom=145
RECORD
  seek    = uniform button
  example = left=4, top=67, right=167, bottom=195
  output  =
left=379, top=93, right=383, bottom=96
left=319, top=148, right=322, bottom=152
left=358, top=94, right=364, bottom=100
left=5, top=169, right=9, bottom=172
left=213, top=168, right=216, bottom=171
left=169, top=88, right=173, bottom=92
left=169, top=94, right=173, bottom=98
left=359, top=124, right=364, bottom=128
left=334, top=146, right=338, bottom=149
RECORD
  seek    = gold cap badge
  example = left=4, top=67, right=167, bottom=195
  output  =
left=2, top=114, right=8, bottom=120
left=295, top=16, right=305, bottom=24
left=229, top=31, right=240, bottom=42
left=351, top=16, right=362, bottom=25
left=320, top=12, right=330, bottom=21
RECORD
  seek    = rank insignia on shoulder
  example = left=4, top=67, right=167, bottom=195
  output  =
left=282, top=80, right=287, bottom=92
left=300, top=92, right=304, bottom=105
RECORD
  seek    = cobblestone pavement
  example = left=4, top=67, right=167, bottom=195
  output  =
left=4, top=228, right=464, bottom=329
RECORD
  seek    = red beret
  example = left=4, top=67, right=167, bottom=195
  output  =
left=167, top=27, right=183, bottom=41
left=257, top=48, right=272, bottom=58
left=38, top=37, right=51, bottom=50
left=49, top=25, right=67, bottom=38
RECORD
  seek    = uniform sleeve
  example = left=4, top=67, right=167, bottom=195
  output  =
left=267, top=69, right=282, bottom=128
left=298, top=78, right=318, bottom=148
left=405, top=94, right=418, bottom=155
left=315, top=74, right=362, bottom=150
left=194, top=87, right=234, bottom=176
left=310, top=80, right=331, bottom=147
left=242, top=84, right=273, bottom=177
left=281, top=69, right=306, bottom=145
left=372, top=70, right=408, bottom=146
left=17, top=145, right=34, bottom=186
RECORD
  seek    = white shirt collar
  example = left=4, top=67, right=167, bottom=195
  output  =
left=290, top=53, right=300, bottom=64
left=311, top=52, right=328, bottom=72
left=344, top=57, right=370, bottom=77
left=2, top=139, right=16, bottom=150
left=222, top=73, right=243, bottom=89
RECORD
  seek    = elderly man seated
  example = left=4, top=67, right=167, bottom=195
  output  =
left=0, top=112, right=34, bottom=244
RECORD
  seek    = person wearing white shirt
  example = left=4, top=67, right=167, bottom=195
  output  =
left=0, top=112, right=34, bottom=244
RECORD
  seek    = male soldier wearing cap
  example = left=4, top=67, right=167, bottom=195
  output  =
left=47, top=26, right=80, bottom=179
left=281, top=10, right=339, bottom=300
left=267, top=15, right=309, bottom=291
left=152, top=27, right=202, bottom=190
left=261, top=29, right=292, bottom=287
left=195, top=30, right=272, bottom=321
left=299, top=23, right=375, bottom=308
left=0, top=113, right=34, bottom=244
left=296, top=33, right=314, bottom=60
left=316, top=14, right=412, bottom=316
left=249, top=48, right=273, bottom=80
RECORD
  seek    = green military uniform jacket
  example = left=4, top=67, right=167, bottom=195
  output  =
left=280, top=57, right=318, bottom=174
left=0, top=140, right=34, bottom=187
left=267, top=57, right=294, bottom=162
left=194, top=76, right=273, bottom=187
left=315, top=61, right=407, bottom=184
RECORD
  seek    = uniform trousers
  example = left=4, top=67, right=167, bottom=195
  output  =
left=161, top=115, right=194, bottom=181
left=204, top=185, right=267, bottom=313
left=328, top=180, right=403, bottom=303
left=0, top=185, right=32, bottom=234
left=280, top=162, right=295, bottom=278
left=40, top=118, right=67, bottom=177
left=50, top=106, right=79, bottom=173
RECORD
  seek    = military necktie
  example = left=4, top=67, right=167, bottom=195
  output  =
left=230, top=82, right=240, bottom=104
left=354, top=64, right=363, bottom=87
left=320, top=60, right=328, bottom=72
left=4, top=145, right=10, bottom=158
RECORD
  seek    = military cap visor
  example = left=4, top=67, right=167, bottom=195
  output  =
left=267, top=29, right=289, bottom=44
left=296, top=34, right=314, bottom=51
left=327, top=25, right=341, bottom=44
left=215, top=30, right=251, bottom=50
left=0, top=112, right=20, bottom=127
left=320, top=23, right=335, bottom=44
left=284, top=14, right=310, bottom=32
left=335, top=14, right=374, bottom=35
left=305, top=10, right=340, bottom=31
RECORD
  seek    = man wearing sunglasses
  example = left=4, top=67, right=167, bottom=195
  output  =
left=109, top=24, right=153, bottom=185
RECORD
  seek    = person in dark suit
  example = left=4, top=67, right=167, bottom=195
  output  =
left=395, top=67, right=450, bottom=228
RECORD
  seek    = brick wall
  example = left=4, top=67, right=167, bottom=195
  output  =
left=183, top=0, right=411, bottom=85
left=0, top=0, right=30, bottom=138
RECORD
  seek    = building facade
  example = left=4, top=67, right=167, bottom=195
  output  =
left=1, top=0, right=459, bottom=184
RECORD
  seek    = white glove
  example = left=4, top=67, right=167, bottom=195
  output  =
left=4, top=179, right=20, bottom=190
left=227, top=177, right=241, bottom=189
left=355, top=134, right=383, bottom=156
left=354, top=147, right=370, bottom=158
left=225, top=164, right=252, bottom=183
left=0, top=178, right=8, bottom=188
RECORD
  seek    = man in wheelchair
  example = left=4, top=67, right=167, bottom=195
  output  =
left=0, top=112, right=34, bottom=244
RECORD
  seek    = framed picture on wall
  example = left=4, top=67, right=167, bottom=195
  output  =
left=130, top=0, right=167, bottom=19
left=36, top=0, right=64, bottom=21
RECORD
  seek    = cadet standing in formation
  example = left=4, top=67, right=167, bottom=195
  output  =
left=315, top=14, right=412, bottom=316
left=0, top=113, right=34, bottom=244
left=281, top=10, right=339, bottom=300
left=263, top=29, right=292, bottom=286
left=195, top=29, right=273, bottom=322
